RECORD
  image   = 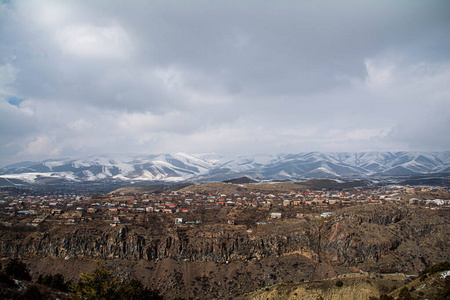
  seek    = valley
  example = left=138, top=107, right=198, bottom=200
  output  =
left=0, top=180, right=449, bottom=299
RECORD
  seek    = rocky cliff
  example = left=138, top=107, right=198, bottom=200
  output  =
left=1, top=204, right=448, bottom=270
left=1, top=204, right=448, bottom=298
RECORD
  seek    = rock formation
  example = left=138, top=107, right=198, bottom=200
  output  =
left=1, top=203, right=448, bottom=298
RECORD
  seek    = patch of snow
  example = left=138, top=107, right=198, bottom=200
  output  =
left=277, top=170, right=291, bottom=177
left=0, top=172, right=76, bottom=182
left=43, top=159, right=71, bottom=169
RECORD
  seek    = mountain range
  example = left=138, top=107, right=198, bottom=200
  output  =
left=1, top=151, right=450, bottom=185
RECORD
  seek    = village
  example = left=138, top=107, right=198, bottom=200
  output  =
left=0, top=183, right=449, bottom=228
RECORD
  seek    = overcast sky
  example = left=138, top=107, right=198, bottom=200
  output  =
left=1, top=0, right=450, bottom=166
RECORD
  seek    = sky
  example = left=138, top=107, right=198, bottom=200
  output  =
left=1, top=0, right=450, bottom=166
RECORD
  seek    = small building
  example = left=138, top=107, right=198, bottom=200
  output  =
left=87, top=208, right=97, bottom=214
left=270, top=212, right=282, bottom=219
left=320, top=212, right=334, bottom=218
left=432, top=199, right=445, bottom=206
left=409, top=198, right=420, bottom=205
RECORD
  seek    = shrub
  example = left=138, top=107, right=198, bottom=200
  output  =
left=398, top=287, right=413, bottom=300
left=116, top=279, right=163, bottom=300
left=0, top=270, right=16, bottom=287
left=389, top=285, right=397, bottom=292
left=335, top=280, right=343, bottom=287
left=50, top=273, right=68, bottom=291
left=71, top=261, right=162, bottom=300
left=42, top=274, right=53, bottom=286
left=420, top=261, right=450, bottom=276
left=71, top=261, right=120, bottom=300
left=5, top=259, right=31, bottom=281
left=38, top=273, right=69, bottom=292
left=435, top=277, right=449, bottom=300
left=19, top=285, right=42, bottom=300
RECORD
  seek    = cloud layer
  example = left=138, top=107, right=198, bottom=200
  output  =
left=1, top=0, right=450, bottom=166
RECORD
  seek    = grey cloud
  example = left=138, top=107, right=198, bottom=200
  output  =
left=1, top=0, right=449, bottom=166
left=109, top=1, right=450, bottom=96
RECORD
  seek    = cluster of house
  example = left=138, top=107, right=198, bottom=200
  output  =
left=0, top=185, right=448, bottom=226
left=0, top=193, right=81, bottom=216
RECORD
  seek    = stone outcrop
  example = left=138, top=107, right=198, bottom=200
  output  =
left=1, top=204, right=448, bottom=274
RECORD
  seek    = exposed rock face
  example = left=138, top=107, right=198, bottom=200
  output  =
left=1, top=204, right=448, bottom=272
left=0, top=204, right=448, bottom=298
left=1, top=225, right=310, bottom=262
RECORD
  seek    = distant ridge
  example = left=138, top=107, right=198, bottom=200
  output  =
left=223, top=176, right=258, bottom=184
left=1, top=151, right=450, bottom=185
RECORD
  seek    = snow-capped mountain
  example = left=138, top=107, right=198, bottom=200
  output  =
left=1, top=151, right=450, bottom=184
